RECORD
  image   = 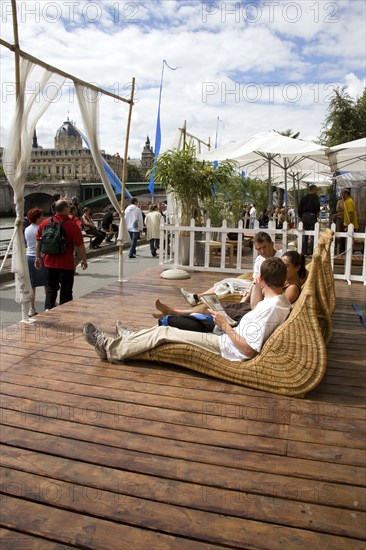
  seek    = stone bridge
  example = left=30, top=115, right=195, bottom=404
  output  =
left=0, top=179, right=165, bottom=216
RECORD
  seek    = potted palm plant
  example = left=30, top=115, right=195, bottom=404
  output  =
left=149, top=144, right=236, bottom=262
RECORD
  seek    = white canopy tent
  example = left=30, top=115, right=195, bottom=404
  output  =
left=198, top=132, right=366, bottom=210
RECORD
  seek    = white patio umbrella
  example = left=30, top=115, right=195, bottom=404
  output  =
left=198, top=131, right=331, bottom=211
left=329, top=137, right=366, bottom=173
left=335, top=172, right=366, bottom=188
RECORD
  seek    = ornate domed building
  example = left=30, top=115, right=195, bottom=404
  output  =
left=24, top=118, right=154, bottom=183
left=27, top=118, right=123, bottom=182
left=54, top=119, right=83, bottom=150
left=0, top=120, right=156, bottom=214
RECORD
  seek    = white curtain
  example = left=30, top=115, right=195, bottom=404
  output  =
left=2, top=58, right=65, bottom=306
left=74, top=85, right=129, bottom=245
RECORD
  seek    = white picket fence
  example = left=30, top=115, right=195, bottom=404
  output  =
left=159, top=218, right=366, bottom=285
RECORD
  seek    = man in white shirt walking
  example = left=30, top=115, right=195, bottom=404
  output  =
left=124, top=198, right=144, bottom=259
left=249, top=204, right=257, bottom=229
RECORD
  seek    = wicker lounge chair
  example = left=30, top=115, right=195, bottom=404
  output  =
left=133, top=234, right=334, bottom=397
left=313, top=229, right=336, bottom=344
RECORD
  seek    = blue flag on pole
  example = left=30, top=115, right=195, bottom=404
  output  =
left=76, top=128, right=132, bottom=199
left=148, top=60, right=181, bottom=196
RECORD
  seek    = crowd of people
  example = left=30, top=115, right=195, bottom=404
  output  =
left=23, top=194, right=166, bottom=317
left=243, top=185, right=359, bottom=255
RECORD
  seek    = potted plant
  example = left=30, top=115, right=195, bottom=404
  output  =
left=149, top=144, right=236, bottom=262
left=151, top=144, right=236, bottom=224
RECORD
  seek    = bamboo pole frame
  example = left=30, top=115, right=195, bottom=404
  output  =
left=178, top=121, right=211, bottom=152
left=0, top=37, right=132, bottom=105
left=3, top=0, right=136, bottom=310
left=10, top=0, right=31, bottom=322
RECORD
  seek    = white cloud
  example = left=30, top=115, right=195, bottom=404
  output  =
left=0, top=0, right=365, bottom=161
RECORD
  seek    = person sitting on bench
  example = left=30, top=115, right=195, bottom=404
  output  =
left=102, top=207, right=118, bottom=242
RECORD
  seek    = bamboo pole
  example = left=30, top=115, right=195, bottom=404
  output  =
left=118, top=77, right=135, bottom=283
left=0, top=38, right=131, bottom=105
left=10, top=0, right=31, bottom=322
left=11, top=0, right=20, bottom=99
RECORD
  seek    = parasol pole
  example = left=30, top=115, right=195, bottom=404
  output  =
left=283, top=157, right=288, bottom=222
left=268, top=157, right=272, bottom=212
left=118, top=76, right=135, bottom=283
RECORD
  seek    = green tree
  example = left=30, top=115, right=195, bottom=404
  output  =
left=319, top=86, right=366, bottom=146
left=127, top=163, right=144, bottom=182
left=204, top=174, right=245, bottom=227
left=355, top=89, right=366, bottom=136
left=244, top=178, right=268, bottom=215
left=204, top=175, right=268, bottom=227
left=276, top=129, right=301, bottom=139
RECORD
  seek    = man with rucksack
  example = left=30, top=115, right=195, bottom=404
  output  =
left=35, top=199, right=88, bottom=310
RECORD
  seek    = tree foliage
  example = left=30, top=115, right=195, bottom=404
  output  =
left=276, top=129, right=301, bottom=139
left=319, top=86, right=366, bottom=146
left=244, top=178, right=268, bottom=214
left=126, top=162, right=144, bottom=182
left=204, top=176, right=268, bottom=227
left=204, top=174, right=245, bottom=227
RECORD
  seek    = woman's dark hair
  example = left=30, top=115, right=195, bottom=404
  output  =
left=282, top=251, right=306, bottom=279
left=27, top=207, right=43, bottom=224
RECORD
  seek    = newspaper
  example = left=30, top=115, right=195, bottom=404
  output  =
left=200, top=294, right=237, bottom=326
left=213, top=277, right=252, bottom=296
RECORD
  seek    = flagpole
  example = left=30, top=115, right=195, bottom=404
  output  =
left=215, top=116, right=219, bottom=149
left=153, top=60, right=165, bottom=202
left=119, top=76, right=135, bottom=283
left=148, top=60, right=181, bottom=199
left=149, top=60, right=165, bottom=203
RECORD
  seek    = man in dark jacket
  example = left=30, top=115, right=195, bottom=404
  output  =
left=298, top=184, right=320, bottom=254
left=102, top=207, right=118, bottom=242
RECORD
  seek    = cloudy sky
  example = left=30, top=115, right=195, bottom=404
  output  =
left=1, top=0, right=365, bottom=160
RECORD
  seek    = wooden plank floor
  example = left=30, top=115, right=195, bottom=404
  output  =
left=1, top=265, right=365, bottom=549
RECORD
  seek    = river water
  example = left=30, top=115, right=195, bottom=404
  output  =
left=0, top=218, right=16, bottom=241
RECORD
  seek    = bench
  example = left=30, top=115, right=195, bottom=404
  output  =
left=133, top=229, right=335, bottom=397
left=82, top=232, right=94, bottom=249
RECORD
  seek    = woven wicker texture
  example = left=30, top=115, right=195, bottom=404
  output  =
left=134, top=231, right=335, bottom=397
left=313, top=229, right=335, bottom=344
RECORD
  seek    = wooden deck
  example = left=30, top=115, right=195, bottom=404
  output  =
left=1, top=265, right=365, bottom=549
